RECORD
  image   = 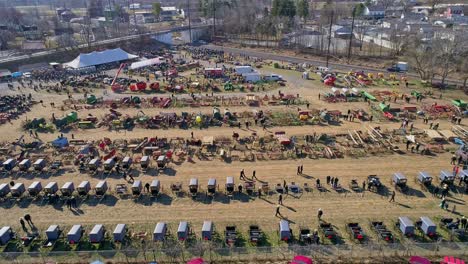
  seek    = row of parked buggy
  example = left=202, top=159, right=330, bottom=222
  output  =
left=0, top=155, right=168, bottom=176
left=356, top=170, right=467, bottom=194
left=0, top=176, right=315, bottom=203
left=0, top=221, right=262, bottom=249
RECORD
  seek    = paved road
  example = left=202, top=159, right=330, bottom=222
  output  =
left=203, top=44, right=463, bottom=86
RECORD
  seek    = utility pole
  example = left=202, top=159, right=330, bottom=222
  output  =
left=326, top=10, right=334, bottom=68
left=187, top=0, right=192, bottom=43
left=212, top=0, right=216, bottom=39
left=347, top=6, right=356, bottom=62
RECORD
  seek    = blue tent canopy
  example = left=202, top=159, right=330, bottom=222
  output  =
left=51, top=137, right=68, bottom=148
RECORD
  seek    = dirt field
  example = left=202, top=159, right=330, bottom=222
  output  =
left=0, top=53, right=467, bottom=263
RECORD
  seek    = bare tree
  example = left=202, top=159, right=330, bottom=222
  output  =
left=405, top=36, right=436, bottom=81
left=79, top=17, right=94, bottom=49
left=433, top=37, right=459, bottom=85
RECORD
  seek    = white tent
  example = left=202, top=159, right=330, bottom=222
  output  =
left=64, top=48, right=138, bottom=69
left=130, top=57, right=163, bottom=70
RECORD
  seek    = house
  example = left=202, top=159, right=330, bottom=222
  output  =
left=60, top=11, right=75, bottom=22
left=332, top=25, right=352, bottom=38
left=134, top=11, right=156, bottom=24
left=445, top=6, right=464, bottom=18
left=20, top=25, right=41, bottom=40
left=365, top=5, right=385, bottom=20
left=160, top=7, right=179, bottom=21
left=22, top=40, right=46, bottom=51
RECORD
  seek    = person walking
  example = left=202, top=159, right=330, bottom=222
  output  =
left=362, top=181, right=366, bottom=191
left=24, top=214, right=33, bottom=227
left=66, top=198, right=72, bottom=209
left=128, top=173, right=135, bottom=183
left=317, top=208, right=323, bottom=221
left=440, top=197, right=447, bottom=209
left=145, top=183, right=150, bottom=193
left=326, top=176, right=331, bottom=185
left=252, top=170, right=257, bottom=180
left=297, top=166, right=301, bottom=175
left=275, top=205, right=281, bottom=217
left=461, top=216, right=467, bottom=230
left=451, top=154, right=457, bottom=165
left=20, top=218, right=27, bottom=232
left=258, top=188, right=262, bottom=198
left=240, top=169, right=246, bottom=180
left=71, top=196, right=77, bottom=209
left=389, top=191, right=396, bottom=202
left=278, top=194, right=283, bottom=205
left=300, top=165, right=304, bottom=174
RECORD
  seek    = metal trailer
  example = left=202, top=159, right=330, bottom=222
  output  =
left=417, top=172, right=433, bottom=187
left=156, top=155, right=167, bottom=170
left=140, top=156, right=150, bottom=171
left=132, top=180, right=142, bottom=196
left=177, top=221, right=189, bottom=241
left=46, top=225, right=61, bottom=241
left=28, top=181, right=42, bottom=197
left=440, top=170, right=455, bottom=185
left=153, top=222, right=167, bottom=242
left=398, top=217, right=414, bottom=236
left=150, top=180, right=160, bottom=196
left=279, top=220, right=291, bottom=241
left=11, top=183, right=25, bottom=198
left=33, top=159, right=46, bottom=172
left=103, top=158, right=115, bottom=173
left=95, top=181, right=108, bottom=196
left=225, top=176, right=234, bottom=196
left=0, top=183, right=11, bottom=198
left=44, top=182, right=58, bottom=195
left=202, top=221, right=213, bottom=240
left=0, top=226, right=13, bottom=245
left=60, top=182, right=75, bottom=197
left=113, top=224, right=127, bottom=242
left=189, top=178, right=198, bottom=197
left=122, top=156, right=132, bottom=170
left=392, top=172, right=407, bottom=190
left=88, top=158, right=100, bottom=172
left=89, top=224, right=105, bottom=243
left=3, top=158, right=16, bottom=171
left=77, top=181, right=91, bottom=196
left=19, top=159, right=31, bottom=172
left=419, top=216, right=436, bottom=237
left=207, top=178, right=216, bottom=196
left=67, top=225, right=83, bottom=244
